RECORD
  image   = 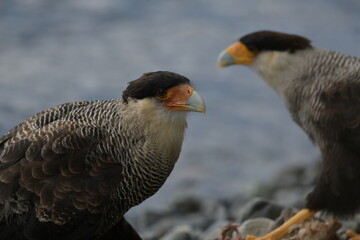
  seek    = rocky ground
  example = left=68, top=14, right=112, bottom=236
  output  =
left=128, top=161, right=360, bottom=240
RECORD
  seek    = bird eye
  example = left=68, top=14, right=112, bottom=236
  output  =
left=157, top=89, right=168, bottom=98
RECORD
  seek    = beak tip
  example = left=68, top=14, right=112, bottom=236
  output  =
left=186, top=90, right=206, bottom=114
left=217, top=50, right=236, bottom=67
left=199, top=103, right=206, bottom=115
left=217, top=62, right=226, bottom=68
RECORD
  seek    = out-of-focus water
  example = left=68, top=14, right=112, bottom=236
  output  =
left=0, top=0, right=359, bottom=216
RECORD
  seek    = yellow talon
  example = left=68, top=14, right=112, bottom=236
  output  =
left=346, top=229, right=360, bottom=240
left=245, top=235, right=257, bottom=240
left=243, top=209, right=316, bottom=240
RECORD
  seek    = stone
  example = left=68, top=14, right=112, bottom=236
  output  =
left=238, top=217, right=275, bottom=237
left=232, top=197, right=284, bottom=223
left=159, top=225, right=200, bottom=240
left=140, top=213, right=211, bottom=239
left=169, top=196, right=203, bottom=214
left=202, top=220, right=232, bottom=240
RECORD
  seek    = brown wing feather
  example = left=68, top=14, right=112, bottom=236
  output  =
left=0, top=101, right=124, bottom=226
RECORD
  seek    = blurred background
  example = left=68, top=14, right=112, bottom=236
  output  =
left=1, top=0, right=360, bottom=224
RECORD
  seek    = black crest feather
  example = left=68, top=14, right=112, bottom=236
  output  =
left=240, top=30, right=312, bottom=53
left=122, top=71, right=190, bottom=102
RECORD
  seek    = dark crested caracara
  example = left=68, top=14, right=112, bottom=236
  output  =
left=0, top=71, right=206, bottom=240
left=218, top=30, right=360, bottom=240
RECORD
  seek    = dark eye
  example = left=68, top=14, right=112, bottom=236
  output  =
left=157, top=89, right=167, bottom=98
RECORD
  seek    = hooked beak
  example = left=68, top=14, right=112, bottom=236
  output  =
left=218, top=49, right=237, bottom=67
left=184, top=90, right=206, bottom=114
left=164, top=85, right=206, bottom=114
left=217, top=42, right=255, bottom=67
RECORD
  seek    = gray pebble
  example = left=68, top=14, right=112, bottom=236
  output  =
left=232, top=197, right=283, bottom=223
left=202, top=220, right=232, bottom=240
left=160, top=225, right=200, bottom=240
left=238, top=217, right=275, bottom=237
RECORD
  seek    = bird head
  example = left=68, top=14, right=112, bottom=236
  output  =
left=217, top=30, right=312, bottom=68
left=123, top=71, right=206, bottom=115
left=122, top=71, right=205, bottom=151
left=217, top=31, right=314, bottom=94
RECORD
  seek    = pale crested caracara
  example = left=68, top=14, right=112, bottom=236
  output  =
left=218, top=31, right=360, bottom=240
left=0, top=71, right=206, bottom=240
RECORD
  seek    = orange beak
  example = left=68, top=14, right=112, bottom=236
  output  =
left=217, top=42, right=256, bottom=67
left=162, top=84, right=206, bottom=114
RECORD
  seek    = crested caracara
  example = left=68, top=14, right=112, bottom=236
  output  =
left=218, top=30, right=360, bottom=240
left=0, top=71, right=206, bottom=240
